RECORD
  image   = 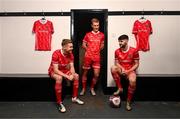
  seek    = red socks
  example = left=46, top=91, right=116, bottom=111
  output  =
left=82, top=76, right=87, bottom=90
left=127, top=84, right=136, bottom=102
left=90, top=77, right=98, bottom=89
left=112, top=72, right=122, bottom=90
left=55, top=79, right=79, bottom=103
left=55, top=83, right=62, bottom=104
left=73, top=79, right=79, bottom=98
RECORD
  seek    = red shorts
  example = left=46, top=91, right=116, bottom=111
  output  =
left=83, top=54, right=100, bottom=69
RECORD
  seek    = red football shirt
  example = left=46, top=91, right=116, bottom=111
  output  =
left=132, top=19, right=153, bottom=52
left=115, top=47, right=139, bottom=70
left=32, top=20, right=54, bottom=51
left=83, top=31, right=104, bottom=57
left=48, top=49, right=74, bottom=74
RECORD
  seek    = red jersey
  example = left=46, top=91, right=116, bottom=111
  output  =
left=115, top=47, right=139, bottom=70
left=48, top=49, right=74, bottom=74
left=83, top=31, right=104, bottom=57
left=132, top=19, right=153, bottom=52
left=32, top=20, right=54, bottom=51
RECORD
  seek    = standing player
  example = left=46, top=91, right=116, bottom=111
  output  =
left=48, top=39, right=84, bottom=113
left=80, top=18, right=105, bottom=96
left=111, top=35, right=139, bottom=111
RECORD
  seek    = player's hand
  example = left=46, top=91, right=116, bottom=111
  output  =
left=68, top=75, right=74, bottom=81
left=124, top=70, right=131, bottom=75
left=121, top=72, right=126, bottom=76
left=121, top=68, right=126, bottom=74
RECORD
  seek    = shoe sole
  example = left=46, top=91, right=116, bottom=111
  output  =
left=126, top=108, right=132, bottom=111
left=58, top=108, right=66, bottom=113
left=60, top=110, right=66, bottom=113
left=80, top=93, right=85, bottom=96
left=72, top=101, right=84, bottom=105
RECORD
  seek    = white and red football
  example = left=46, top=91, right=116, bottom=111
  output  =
left=109, top=95, right=121, bottom=108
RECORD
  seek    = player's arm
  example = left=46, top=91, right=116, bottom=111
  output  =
left=53, top=64, right=71, bottom=79
left=82, top=34, right=88, bottom=50
left=125, top=59, right=139, bottom=74
left=69, top=62, right=76, bottom=75
left=100, top=41, right=104, bottom=50
left=82, top=41, right=88, bottom=50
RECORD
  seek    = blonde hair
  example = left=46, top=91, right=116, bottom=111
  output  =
left=91, top=18, right=99, bottom=24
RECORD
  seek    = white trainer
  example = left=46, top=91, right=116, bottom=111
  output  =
left=90, top=88, right=96, bottom=96
left=72, top=97, right=84, bottom=105
left=80, top=89, right=85, bottom=96
left=58, top=103, right=66, bottom=113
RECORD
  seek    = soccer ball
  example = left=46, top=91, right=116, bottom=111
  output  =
left=109, top=95, right=121, bottom=108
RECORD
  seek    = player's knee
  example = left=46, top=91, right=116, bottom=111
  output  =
left=74, top=73, right=79, bottom=80
left=129, top=79, right=136, bottom=87
left=94, top=72, right=100, bottom=78
left=82, top=69, right=88, bottom=75
left=111, top=65, right=118, bottom=73
left=55, top=76, right=63, bottom=83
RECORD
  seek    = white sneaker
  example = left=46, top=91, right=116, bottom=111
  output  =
left=58, top=103, right=66, bottom=113
left=126, top=101, right=132, bottom=111
left=90, top=88, right=96, bottom=96
left=113, top=88, right=123, bottom=96
left=72, top=97, right=84, bottom=105
left=80, top=89, right=85, bottom=96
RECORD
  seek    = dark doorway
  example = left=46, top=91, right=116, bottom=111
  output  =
left=71, top=9, right=108, bottom=94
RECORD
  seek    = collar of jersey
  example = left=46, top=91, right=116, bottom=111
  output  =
left=91, top=31, right=99, bottom=34
left=121, top=46, right=130, bottom=53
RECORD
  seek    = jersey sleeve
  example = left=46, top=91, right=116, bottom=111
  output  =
left=133, top=50, right=140, bottom=60
left=115, top=50, right=119, bottom=61
left=52, top=51, right=59, bottom=64
left=50, top=21, right=54, bottom=34
left=101, top=33, right=105, bottom=42
left=32, top=21, right=36, bottom=33
left=132, top=21, right=138, bottom=34
left=148, top=20, right=153, bottom=34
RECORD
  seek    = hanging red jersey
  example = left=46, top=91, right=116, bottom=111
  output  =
left=132, top=19, right=153, bottom=52
left=32, top=20, right=54, bottom=51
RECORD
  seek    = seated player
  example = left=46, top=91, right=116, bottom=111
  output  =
left=48, top=39, right=84, bottom=113
left=111, top=35, right=139, bottom=111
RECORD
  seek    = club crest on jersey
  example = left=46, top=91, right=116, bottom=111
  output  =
left=46, top=26, right=49, bottom=29
left=145, top=24, right=149, bottom=28
left=128, top=54, right=133, bottom=59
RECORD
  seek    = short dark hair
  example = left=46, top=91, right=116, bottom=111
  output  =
left=91, top=18, right=99, bottom=24
left=118, top=34, right=129, bottom=41
left=61, top=39, right=72, bottom=46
